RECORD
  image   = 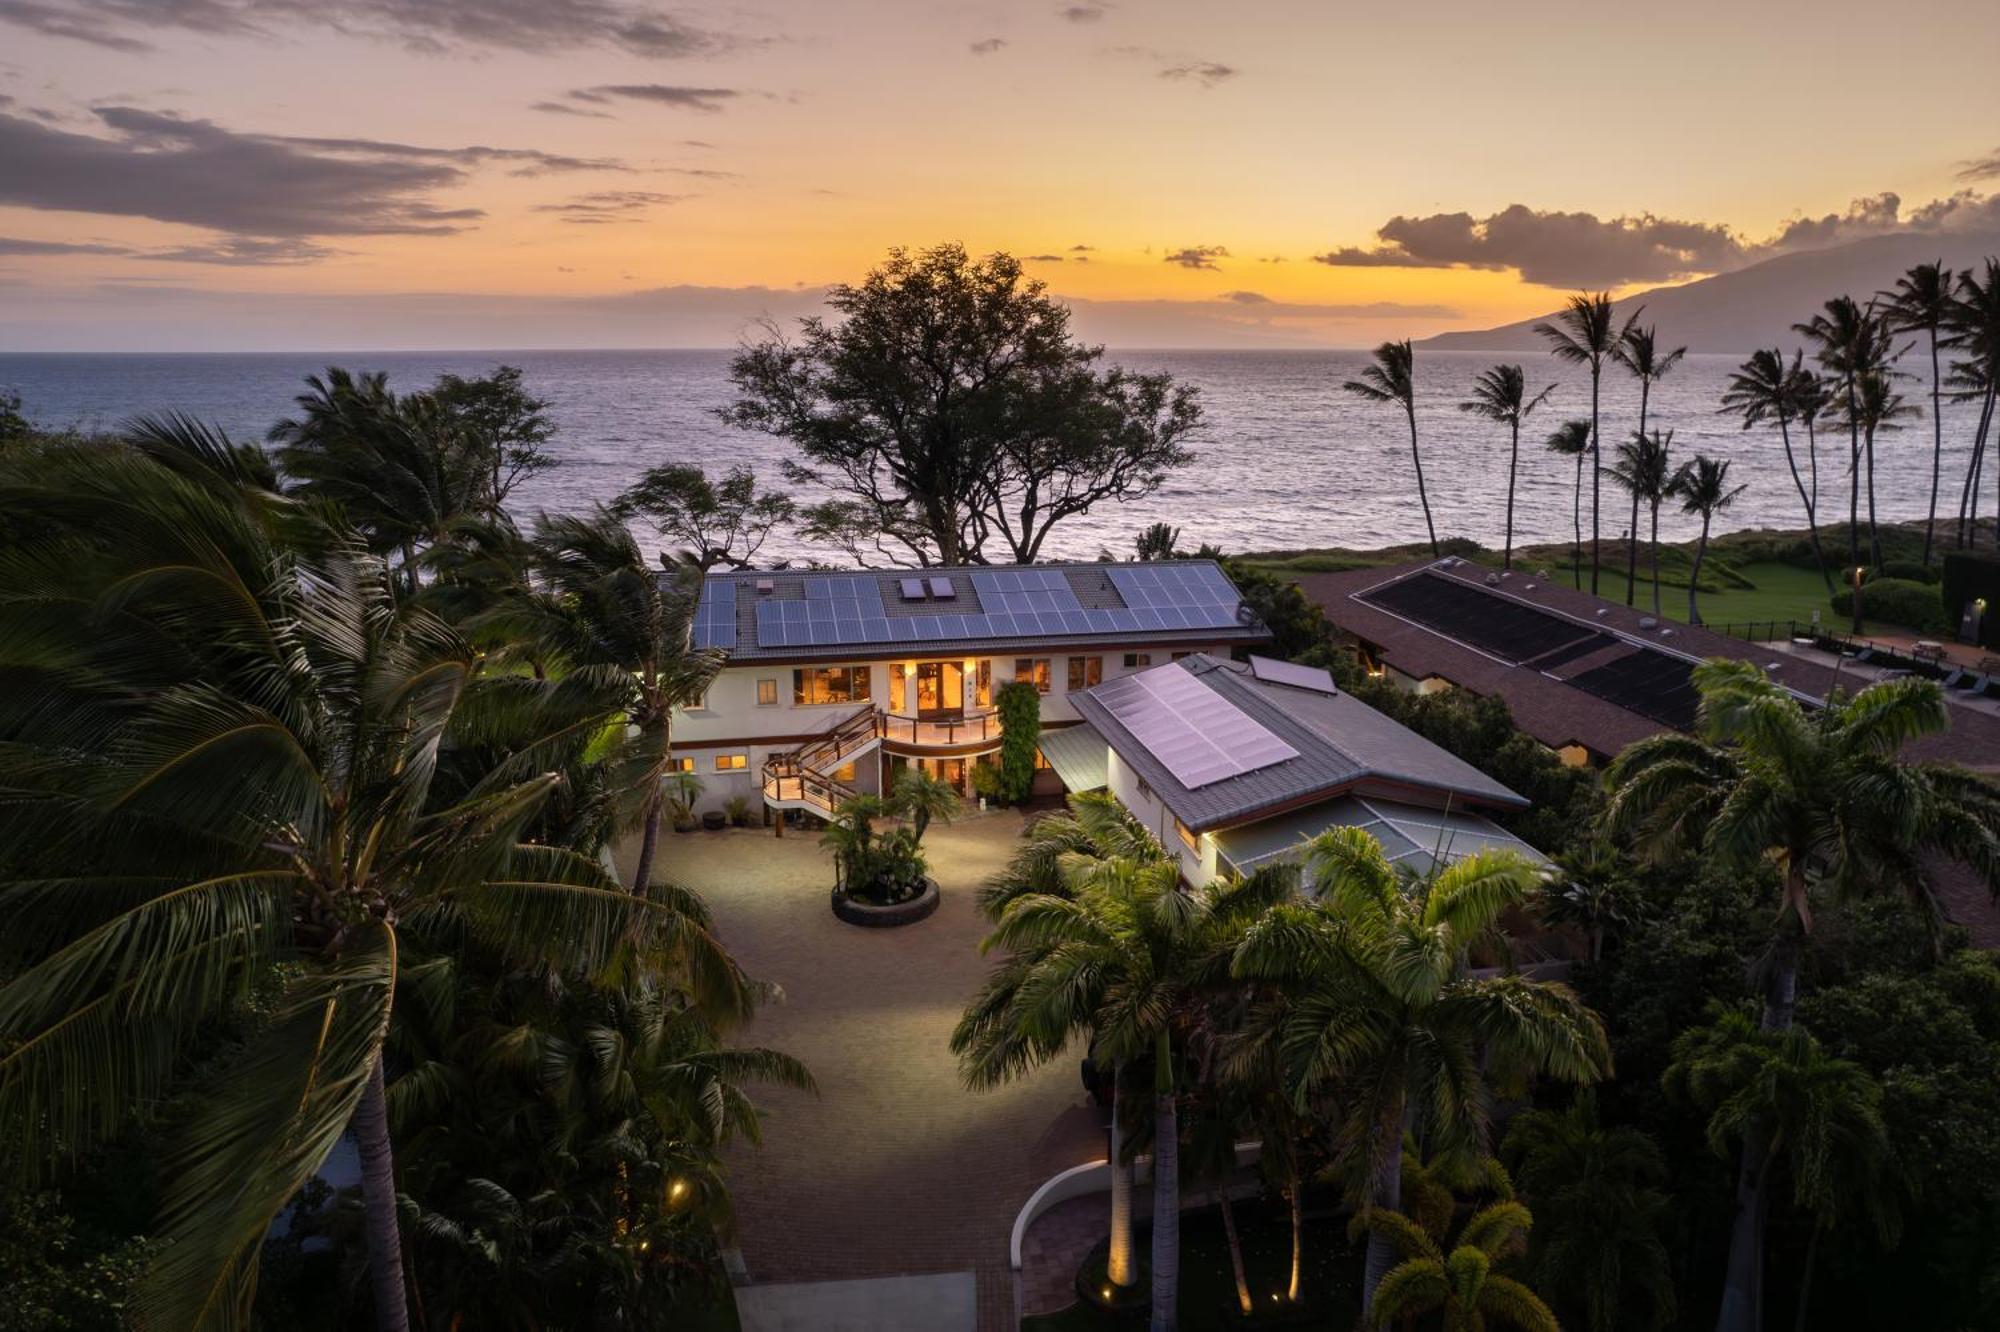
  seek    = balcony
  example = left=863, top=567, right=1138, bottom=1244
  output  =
left=879, top=709, right=1001, bottom=751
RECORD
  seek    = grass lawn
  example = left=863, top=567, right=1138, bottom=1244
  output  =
left=1575, top=561, right=1841, bottom=631
left=1022, top=1195, right=1362, bottom=1331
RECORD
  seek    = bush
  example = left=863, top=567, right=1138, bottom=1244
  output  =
left=995, top=680, right=1040, bottom=803
left=1875, top=559, right=1939, bottom=585
left=723, top=794, right=754, bottom=827
left=1942, top=550, right=2000, bottom=648
left=1830, top=576, right=1948, bottom=634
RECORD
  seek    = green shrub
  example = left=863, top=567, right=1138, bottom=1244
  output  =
left=1942, top=550, right=2000, bottom=649
left=1831, top=576, right=1948, bottom=634
left=723, top=794, right=754, bottom=827
left=995, top=681, right=1041, bottom=803
left=1876, top=559, right=1940, bottom=585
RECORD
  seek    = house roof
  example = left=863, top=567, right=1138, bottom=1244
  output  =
left=1070, top=653, right=1527, bottom=833
left=1035, top=722, right=1111, bottom=793
left=1212, top=795, right=1546, bottom=879
left=687, top=559, right=1271, bottom=662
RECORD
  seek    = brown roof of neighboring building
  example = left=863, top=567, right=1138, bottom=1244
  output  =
left=1301, top=557, right=2000, bottom=946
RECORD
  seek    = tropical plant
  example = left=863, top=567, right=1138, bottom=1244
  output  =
left=424, top=364, right=558, bottom=516
left=1458, top=364, right=1554, bottom=568
left=1343, top=339, right=1438, bottom=557
left=1612, top=325, right=1687, bottom=604
left=1946, top=260, right=2000, bottom=550
left=1135, top=521, right=1182, bottom=561
left=1606, top=429, right=1675, bottom=613
left=1543, top=418, right=1593, bottom=588
left=1881, top=262, right=1955, bottom=565
left=820, top=795, right=927, bottom=903
left=1502, top=1091, right=1675, bottom=1332
left=1539, top=840, right=1636, bottom=963
left=1836, top=368, right=1917, bottom=571
left=1230, top=828, right=1610, bottom=1316
left=1795, top=297, right=1897, bottom=569
left=994, top=678, right=1041, bottom=803
left=1672, top=453, right=1747, bottom=624
left=1351, top=1171, right=1558, bottom=1331
left=614, top=463, right=795, bottom=571
left=1721, top=348, right=1833, bottom=592
left=0, top=443, right=752, bottom=1332
left=892, top=765, right=960, bottom=842
left=1665, top=1006, right=1900, bottom=1332
left=1535, top=293, right=1640, bottom=594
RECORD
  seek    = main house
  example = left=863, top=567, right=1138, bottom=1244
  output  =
left=667, top=560, right=1272, bottom=818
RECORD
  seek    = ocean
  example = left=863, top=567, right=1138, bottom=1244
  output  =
left=2, top=348, right=1985, bottom=564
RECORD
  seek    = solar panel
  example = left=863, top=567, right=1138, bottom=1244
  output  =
left=1093, top=663, right=1297, bottom=789
left=1358, top=572, right=1597, bottom=665
left=1248, top=655, right=1336, bottom=693
left=692, top=578, right=739, bottom=650
left=899, top=578, right=926, bottom=601
left=928, top=576, right=956, bottom=600
left=1565, top=648, right=1701, bottom=731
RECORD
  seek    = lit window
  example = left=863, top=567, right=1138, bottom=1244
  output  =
left=1124, top=653, right=1152, bottom=670
left=756, top=678, right=778, bottom=706
left=1067, top=656, right=1103, bottom=691
left=834, top=761, right=857, bottom=782
left=793, top=665, right=873, bottom=705
left=1013, top=658, right=1051, bottom=693
left=714, top=753, right=748, bottom=771
left=668, top=756, right=695, bottom=773
left=686, top=690, right=709, bottom=711
left=1034, top=746, right=1052, bottom=770
left=1175, top=818, right=1199, bottom=852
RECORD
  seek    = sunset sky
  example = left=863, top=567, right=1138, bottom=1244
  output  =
left=4, top=0, right=1999, bottom=349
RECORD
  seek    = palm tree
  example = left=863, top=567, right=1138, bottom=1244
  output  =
left=1343, top=340, right=1438, bottom=557
left=1606, top=429, right=1674, bottom=614
left=1544, top=419, right=1593, bottom=589
left=0, top=443, right=753, bottom=1331
left=1665, top=1007, right=1899, bottom=1332
left=1612, top=326, right=1688, bottom=603
left=529, top=508, right=724, bottom=897
left=1836, top=369, right=1917, bottom=569
left=1881, top=262, right=1955, bottom=564
left=1535, top=293, right=1640, bottom=594
left=1948, top=357, right=1995, bottom=550
left=1353, top=1180, right=1558, bottom=1331
left=892, top=765, right=960, bottom=842
left=1672, top=454, right=1747, bottom=625
left=1538, top=840, right=1635, bottom=964
left=1458, top=364, right=1555, bottom=568
left=1503, top=1091, right=1675, bottom=1332
left=1786, top=360, right=1832, bottom=529
left=958, top=852, right=1289, bottom=1332
left=1946, top=261, right=2000, bottom=549
left=1231, top=828, right=1610, bottom=1316
left=1721, top=349, right=1833, bottom=592
left=1795, top=298, right=1896, bottom=569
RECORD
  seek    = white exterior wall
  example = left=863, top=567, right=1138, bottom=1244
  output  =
left=1104, top=750, right=1219, bottom=887
left=666, top=647, right=1236, bottom=814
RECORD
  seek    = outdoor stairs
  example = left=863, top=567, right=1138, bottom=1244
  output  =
left=761, top=703, right=882, bottom=818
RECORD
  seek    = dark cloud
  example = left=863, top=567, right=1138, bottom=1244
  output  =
left=565, top=84, right=741, bottom=113
left=0, top=0, right=752, bottom=59
left=1069, top=243, right=1096, bottom=252
left=969, top=36, right=1005, bottom=54
left=1058, top=4, right=1106, bottom=20
left=1956, top=147, right=2000, bottom=181
left=534, top=189, right=687, bottom=223
left=1025, top=253, right=1064, bottom=261
left=1159, top=60, right=1235, bottom=87
left=1218, top=290, right=1268, bottom=303
left=0, top=236, right=133, bottom=256
left=1163, top=245, right=1229, bottom=270
left=530, top=100, right=613, bottom=119
left=0, top=233, right=335, bottom=264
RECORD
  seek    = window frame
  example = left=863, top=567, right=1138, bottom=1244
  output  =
left=714, top=753, right=749, bottom=772
left=1013, top=658, right=1052, bottom=693
left=756, top=677, right=778, bottom=706
left=1066, top=655, right=1103, bottom=692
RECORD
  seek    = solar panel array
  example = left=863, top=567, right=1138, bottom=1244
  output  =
left=1108, top=563, right=1243, bottom=610
left=1358, top=573, right=1601, bottom=665
left=1247, top=655, right=1337, bottom=694
left=1565, top=648, right=1701, bottom=731
left=692, top=578, right=737, bottom=650
left=971, top=568, right=1084, bottom=615
left=1094, top=664, right=1298, bottom=789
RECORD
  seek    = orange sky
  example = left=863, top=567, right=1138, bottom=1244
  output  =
left=3, top=0, right=1998, bottom=347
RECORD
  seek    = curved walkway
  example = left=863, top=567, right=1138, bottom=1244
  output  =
left=617, top=812, right=1105, bottom=1331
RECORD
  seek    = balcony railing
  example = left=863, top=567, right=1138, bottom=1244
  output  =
left=880, top=709, right=1000, bottom=748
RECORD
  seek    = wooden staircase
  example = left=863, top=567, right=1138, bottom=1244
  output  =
left=761, top=703, right=882, bottom=817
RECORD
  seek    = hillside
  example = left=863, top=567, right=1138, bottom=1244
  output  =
left=1420, top=230, right=2000, bottom=353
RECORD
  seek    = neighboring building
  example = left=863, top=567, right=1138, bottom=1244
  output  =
left=1040, top=653, right=1544, bottom=887
left=668, top=560, right=1271, bottom=818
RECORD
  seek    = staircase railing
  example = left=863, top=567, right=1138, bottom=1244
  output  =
left=761, top=704, right=879, bottom=815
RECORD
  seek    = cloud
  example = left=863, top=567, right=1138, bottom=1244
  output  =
left=530, top=100, right=613, bottom=119
left=1025, top=253, right=1065, bottom=261
left=1163, top=245, right=1229, bottom=270
left=1058, top=4, right=1106, bottom=21
left=565, top=84, right=741, bottom=113
left=0, top=233, right=336, bottom=264
left=1159, top=61, right=1235, bottom=87
left=969, top=36, right=1005, bottom=54
left=0, top=236, right=133, bottom=256
left=1956, top=147, right=2000, bottom=181
left=0, top=0, right=753, bottom=59
left=1313, top=204, right=1748, bottom=287
left=1218, top=290, right=1268, bottom=303
left=534, top=189, right=688, bottom=223
left=1070, top=243, right=1096, bottom=252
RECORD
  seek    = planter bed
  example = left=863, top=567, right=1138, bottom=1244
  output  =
left=830, top=878, right=941, bottom=927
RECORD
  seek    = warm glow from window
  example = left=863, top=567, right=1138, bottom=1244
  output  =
left=715, top=753, right=748, bottom=771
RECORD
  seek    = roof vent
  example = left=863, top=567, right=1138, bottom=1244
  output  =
left=1484, top=573, right=1501, bottom=586
left=1595, top=608, right=1611, bottom=617
left=755, top=579, right=775, bottom=596
left=1659, top=628, right=1675, bottom=637
left=1638, top=616, right=1658, bottom=630
left=1436, top=556, right=1458, bottom=568
left=1767, top=661, right=1783, bottom=671
left=1523, top=583, right=1538, bottom=592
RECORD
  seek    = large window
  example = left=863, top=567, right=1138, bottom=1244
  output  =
left=1124, top=653, right=1152, bottom=670
left=1014, top=658, right=1051, bottom=693
left=715, top=753, right=748, bottom=771
left=793, top=665, right=873, bottom=705
left=1067, top=656, right=1102, bottom=691
left=756, top=678, right=778, bottom=706
left=668, top=756, right=695, bottom=773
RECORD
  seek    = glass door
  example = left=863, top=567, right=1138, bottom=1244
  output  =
left=913, top=661, right=965, bottom=718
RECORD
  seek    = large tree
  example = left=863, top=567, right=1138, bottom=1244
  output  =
left=1794, top=298, right=1896, bottom=570
left=1343, top=339, right=1438, bottom=557
left=615, top=463, right=795, bottom=570
left=1672, top=454, right=1747, bottom=626
left=1720, top=349, right=1833, bottom=593
left=1605, top=429, right=1674, bottom=614
left=1535, top=294, right=1640, bottom=595
left=1946, top=260, right=2000, bottom=549
left=425, top=364, right=558, bottom=516
left=723, top=244, right=1198, bottom=566
left=1611, top=325, right=1687, bottom=604
left=1880, top=263, right=1955, bottom=565
left=1544, top=418, right=1593, bottom=588
left=1458, top=364, right=1554, bottom=569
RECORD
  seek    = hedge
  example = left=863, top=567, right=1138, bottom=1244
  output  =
left=1942, top=551, right=2000, bottom=649
left=995, top=680, right=1041, bottom=803
left=1831, top=577, right=1950, bottom=635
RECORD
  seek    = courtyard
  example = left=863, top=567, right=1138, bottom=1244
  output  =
left=616, top=809, right=1108, bottom=1332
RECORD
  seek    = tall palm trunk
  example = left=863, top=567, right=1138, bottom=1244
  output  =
left=356, top=1055, right=413, bottom=1332
left=1216, top=1188, right=1252, bottom=1314
left=1571, top=447, right=1585, bottom=590
left=1150, top=1090, right=1181, bottom=1332
left=1404, top=404, right=1439, bottom=558
left=1689, top=511, right=1713, bottom=624
left=1962, top=389, right=1993, bottom=548
left=1794, top=1226, right=1824, bottom=1332
left=1108, top=1077, right=1136, bottom=1289
left=1359, top=1092, right=1406, bottom=1318
left=1626, top=386, right=1649, bottom=604
left=1924, top=329, right=1944, bottom=564
left=1714, top=1124, right=1772, bottom=1332
left=1776, top=416, right=1834, bottom=593
left=1864, top=422, right=1882, bottom=569
left=1504, top=419, right=1520, bottom=569
left=1590, top=368, right=1604, bottom=594
left=1805, top=414, right=1821, bottom=527
left=1286, top=1177, right=1303, bottom=1303
left=631, top=779, right=663, bottom=896
left=1845, top=382, right=1861, bottom=570
left=1648, top=497, right=1663, bottom=614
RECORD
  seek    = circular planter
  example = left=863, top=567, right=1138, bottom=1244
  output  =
left=831, top=878, right=941, bottom=928
left=701, top=810, right=728, bottom=831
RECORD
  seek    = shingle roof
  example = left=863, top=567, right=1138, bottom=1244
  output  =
left=1071, top=653, right=1526, bottom=833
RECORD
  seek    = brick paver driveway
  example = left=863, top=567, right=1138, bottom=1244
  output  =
left=618, top=811, right=1105, bottom=1331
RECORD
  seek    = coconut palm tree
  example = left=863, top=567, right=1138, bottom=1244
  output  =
left=1949, top=357, right=1995, bottom=550
left=1835, top=369, right=1917, bottom=569
left=1544, top=418, right=1593, bottom=589
left=1352, top=1182, right=1558, bottom=1331
left=1672, top=454, right=1747, bottom=625
left=1947, top=260, right=2000, bottom=549
left=1502, top=1091, right=1676, bottom=1332
left=1787, top=360, right=1833, bottom=528
left=1606, top=430, right=1675, bottom=614
left=1795, top=298, right=1896, bottom=569
left=1535, top=293, right=1640, bottom=594
left=0, top=443, right=752, bottom=1332
left=892, top=765, right=961, bottom=842
left=1343, top=339, right=1438, bottom=557
left=529, top=508, right=724, bottom=897
left=1881, top=262, right=1955, bottom=564
left=1230, top=828, right=1610, bottom=1317
left=1721, top=349, right=1833, bottom=592
left=1665, top=1007, right=1899, bottom=1332
left=958, top=853, right=1290, bottom=1332
left=1612, top=326, right=1688, bottom=604
left=1458, top=364, right=1555, bottom=568
left=1538, top=840, right=1636, bottom=964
